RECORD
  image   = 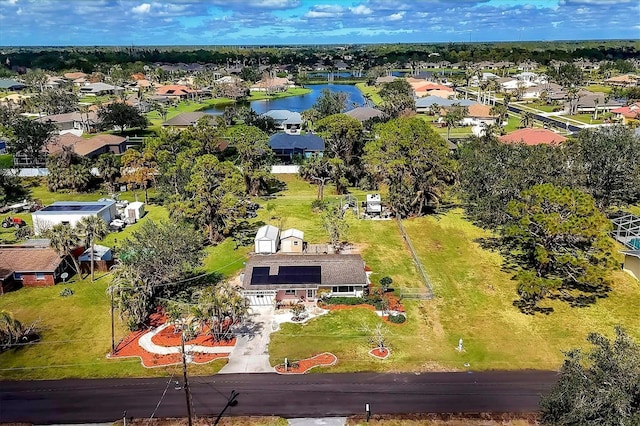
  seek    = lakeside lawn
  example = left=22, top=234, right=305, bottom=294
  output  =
left=355, top=83, right=383, bottom=106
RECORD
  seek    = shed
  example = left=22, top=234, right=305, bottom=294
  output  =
left=254, top=225, right=280, bottom=254
left=78, top=245, right=114, bottom=273
left=280, top=228, right=304, bottom=253
left=125, top=201, right=145, bottom=222
left=366, top=194, right=382, bottom=214
left=622, top=250, right=640, bottom=281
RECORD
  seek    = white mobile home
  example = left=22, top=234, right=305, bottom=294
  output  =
left=32, top=201, right=116, bottom=235
left=125, top=201, right=145, bottom=222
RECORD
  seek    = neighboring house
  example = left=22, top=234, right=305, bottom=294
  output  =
left=569, top=93, right=623, bottom=114
left=162, top=112, right=217, bottom=128
left=498, top=128, right=567, bottom=146
left=32, top=201, right=117, bottom=235
left=375, top=76, right=397, bottom=85
left=0, top=79, right=27, bottom=91
left=344, top=107, right=385, bottom=122
left=63, top=72, right=88, bottom=81
left=254, top=225, right=280, bottom=254
left=415, top=96, right=475, bottom=114
left=622, top=250, right=640, bottom=281
left=249, top=76, right=294, bottom=93
left=0, top=242, right=70, bottom=294
left=155, top=84, right=195, bottom=99
left=79, top=82, right=123, bottom=96
left=261, top=110, right=303, bottom=134
left=462, top=103, right=498, bottom=127
left=37, top=111, right=98, bottom=133
left=47, top=134, right=129, bottom=158
left=78, top=245, right=113, bottom=273
left=269, top=133, right=325, bottom=163
left=241, top=254, right=369, bottom=306
left=611, top=102, right=640, bottom=124
left=280, top=228, right=304, bottom=254
left=604, top=74, right=639, bottom=87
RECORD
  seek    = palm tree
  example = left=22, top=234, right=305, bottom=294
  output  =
left=47, top=224, right=81, bottom=277
left=194, top=281, right=248, bottom=342
left=95, top=154, right=121, bottom=193
left=519, top=111, right=535, bottom=128
left=593, top=97, right=600, bottom=120
left=77, top=216, right=109, bottom=282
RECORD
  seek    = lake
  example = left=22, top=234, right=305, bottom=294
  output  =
left=204, top=84, right=368, bottom=115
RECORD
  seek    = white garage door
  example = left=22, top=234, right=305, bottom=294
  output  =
left=244, top=290, right=276, bottom=306
left=258, top=240, right=273, bottom=254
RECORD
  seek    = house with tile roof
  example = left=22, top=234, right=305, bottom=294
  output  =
left=155, top=85, right=195, bottom=99
left=498, top=128, right=567, bottom=146
left=611, top=102, right=640, bottom=124
left=47, top=134, right=129, bottom=158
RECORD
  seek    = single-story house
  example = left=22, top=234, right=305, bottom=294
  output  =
left=611, top=102, right=640, bottom=124
left=155, top=85, right=196, bottom=99
left=269, top=133, right=325, bottom=163
left=415, top=96, right=475, bottom=114
left=162, top=112, right=215, bottom=128
left=375, top=76, right=397, bottom=85
left=344, top=107, right=385, bottom=122
left=255, top=225, right=280, bottom=254
left=280, top=228, right=304, bottom=253
left=241, top=254, right=369, bottom=306
left=249, top=76, right=294, bottom=93
left=0, top=79, right=27, bottom=91
left=622, top=250, right=640, bottom=281
left=604, top=74, right=639, bottom=87
left=0, top=243, right=70, bottom=294
left=498, top=128, right=567, bottom=146
left=261, top=110, right=303, bottom=134
left=47, top=134, right=129, bottom=158
left=79, top=82, right=123, bottom=96
left=37, top=111, right=98, bottom=132
left=462, top=103, right=499, bottom=127
left=569, top=93, right=623, bottom=114
left=32, top=200, right=117, bottom=235
left=78, top=244, right=113, bottom=273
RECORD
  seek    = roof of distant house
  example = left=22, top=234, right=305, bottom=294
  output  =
left=63, top=72, right=88, bottom=80
left=467, top=103, right=496, bottom=118
left=415, top=96, right=476, bottom=108
left=498, top=128, right=568, bottom=146
left=155, top=85, right=195, bottom=96
left=79, top=82, right=122, bottom=92
left=262, top=110, right=302, bottom=123
left=0, top=246, right=64, bottom=279
left=48, top=133, right=126, bottom=157
left=344, top=107, right=385, bottom=121
left=611, top=102, right=640, bottom=118
left=269, top=133, right=325, bottom=151
left=162, top=112, right=214, bottom=127
left=242, top=254, right=367, bottom=289
left=0, top=79, right=26, bottom=90
left=37, top=111, right=98, bottom=125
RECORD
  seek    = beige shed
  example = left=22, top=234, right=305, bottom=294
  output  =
left=280, top=228, right=304, bottom=253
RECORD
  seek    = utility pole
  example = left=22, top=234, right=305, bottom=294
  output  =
left=181, top=332, right=193, bottom=426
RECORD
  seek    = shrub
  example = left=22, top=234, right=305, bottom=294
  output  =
left=388, top=313, right=406, bottom=324
left=379, top=276, right=393, bottom=291
left=59, top=288, right=74, bottom=297
left=322, top=296, right=365, bottom=305
left=311, top=199, right=328, bottom=212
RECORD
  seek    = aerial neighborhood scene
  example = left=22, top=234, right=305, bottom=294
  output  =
left=1, top=0, right=640, bottom=425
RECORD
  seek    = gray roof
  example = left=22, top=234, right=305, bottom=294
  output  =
left=344, top=107, right=385, bottom=122
left=262, top=110, right=302, bottom=124
left=255, top=225, right=280, bottom=241
left=242, top=254, right=367, bottom=289
left=415, top=96, right=476, bottom=108
left=162, top=112, right=213, bottom=126
left=269, top=133, right=325, bottom=152
left=79, top=82, right=122, bottom=92
left=78, top=245, right=112, bottom=262
left=0, top=79, right=26, bottom=90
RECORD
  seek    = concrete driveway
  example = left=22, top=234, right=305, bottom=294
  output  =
left=219, top=306, right=275, bottom=374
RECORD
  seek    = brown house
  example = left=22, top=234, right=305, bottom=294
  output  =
left=0, top=243, right=70, bottom=294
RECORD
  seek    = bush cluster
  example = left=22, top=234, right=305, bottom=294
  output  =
left=388, top=313, right=406, bottom=324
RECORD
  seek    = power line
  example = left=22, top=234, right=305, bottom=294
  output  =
left=148, top=373, right=175, bottom=423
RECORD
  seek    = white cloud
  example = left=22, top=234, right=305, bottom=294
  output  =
left=387, top=12, right=404, bottom=21
left=132, top=3, right=151, bottom=14
left=350, top=5, right=372, bottom=15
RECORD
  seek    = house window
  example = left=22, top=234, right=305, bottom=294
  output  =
left=13, top=272, right=23, bottom=280
left=332, top=286, right=355, bottom=293
left=284, top=290, right=296, bottom=295
left=307, top=289, right=314, bottom=298
left=35, top=273, right=45, bottom=280
left=293, top=241, right=299, bottom=246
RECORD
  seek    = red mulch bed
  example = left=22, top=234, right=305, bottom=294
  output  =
left=323, top=304, right=376, bottom=312
left=275, top=352, right=337, bottom=374
left=109, top=327, right=232, bottom=368
left=369, top=347, right=391, bottom=359
left=151, top=325, right=236, bottom=348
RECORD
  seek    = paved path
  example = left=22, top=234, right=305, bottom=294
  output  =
left=0, top=371, right=558, bottom=424
left=288, top=418, right=347, bottom=426
left=138, top=323, right=233, bottom=355
left=219, top=306, right=275, bottom=374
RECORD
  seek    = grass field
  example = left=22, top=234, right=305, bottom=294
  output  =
left=0, top=153, right=13, bottom=168
left=356, top=83, right=383, bottom=106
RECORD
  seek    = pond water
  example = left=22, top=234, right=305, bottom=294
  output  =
left=204, top=84, right=368, bottom=115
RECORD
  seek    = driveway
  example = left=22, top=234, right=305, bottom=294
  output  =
left=218, top=306, right=275, bottom=374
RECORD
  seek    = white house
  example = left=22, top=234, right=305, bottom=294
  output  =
left=125, top=201, right=145, bottom=222
left=32, top=201, right=116, bottom=235
left=254, top=225, right=280, bottom=254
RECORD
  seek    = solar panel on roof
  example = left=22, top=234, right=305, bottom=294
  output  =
left=41, top=204, right=107, bottom=212
left=249, top=265, right=321, bottom=285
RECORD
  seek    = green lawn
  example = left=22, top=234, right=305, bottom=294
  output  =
left=564, top=113, right=604, bottom=124
left=523, top=102, right=557, bottom=113
left=356, top=83, right=383, bottom=106
left=0, top=153, right=13, bottom=168
left=585, top=84, right=612, bottom=94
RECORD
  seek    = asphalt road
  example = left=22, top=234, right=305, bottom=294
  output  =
left=0, top=371, right=557, bottom=424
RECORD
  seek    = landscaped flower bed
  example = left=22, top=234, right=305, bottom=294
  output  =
left=151, top=325, right=236, bottom=348
left=369, top=347, right=391, bottom=359
left=275, top=352, right=337, bottom=374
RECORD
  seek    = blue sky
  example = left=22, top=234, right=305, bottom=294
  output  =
left=0, top=0, right=638, bottom=46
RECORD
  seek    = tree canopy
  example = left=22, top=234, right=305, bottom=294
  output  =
left=364, top=117, right=455, bottom=217
left=540, top=327, right=640, bottom=425
left=97, top=102, right=147, bottom=133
